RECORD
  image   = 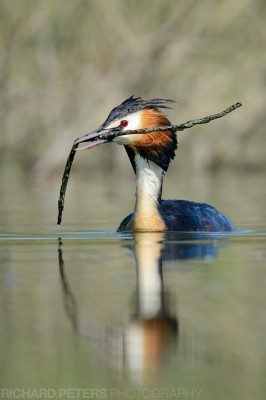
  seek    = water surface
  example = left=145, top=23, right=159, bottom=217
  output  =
left=0, top=169, right=265, bottom=399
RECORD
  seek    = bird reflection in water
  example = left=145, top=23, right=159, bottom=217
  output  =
left=125, top=233, right=178, bottom=381
left=58, top=233, right=220, bottom=384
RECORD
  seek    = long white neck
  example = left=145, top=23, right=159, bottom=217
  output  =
left=132, top=155, right=165, bottom=231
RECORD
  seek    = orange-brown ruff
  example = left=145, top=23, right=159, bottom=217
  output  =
left=127, top=109, right=174, bottom=157
left=76, top=96, right=236, bottom=232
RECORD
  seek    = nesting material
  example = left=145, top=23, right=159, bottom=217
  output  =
left=56, top=102, right=242, bottom=226
left=57, top=142, right=78, bottom=226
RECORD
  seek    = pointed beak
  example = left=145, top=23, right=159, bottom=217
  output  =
left=74, top=127, right=114, bottom=151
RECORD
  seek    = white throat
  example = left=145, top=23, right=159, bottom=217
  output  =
left=134, top=155, right=163, bottom=213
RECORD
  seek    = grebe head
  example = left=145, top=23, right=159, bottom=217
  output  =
left=75, top=96, right=178, bottom=171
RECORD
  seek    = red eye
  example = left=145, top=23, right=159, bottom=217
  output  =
left=120, top=120, right=128, bottom=127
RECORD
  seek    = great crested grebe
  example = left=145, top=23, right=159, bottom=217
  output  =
left=75, top=96, right=236, bottom=232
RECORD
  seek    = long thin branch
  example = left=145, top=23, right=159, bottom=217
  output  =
left=99, top=102, right=242, bottom=141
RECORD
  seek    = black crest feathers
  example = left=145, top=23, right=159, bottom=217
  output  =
left=102, top=96, right=176, bottom=127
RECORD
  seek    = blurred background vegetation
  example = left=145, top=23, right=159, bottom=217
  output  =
left=1, top=3, right=266, bottom=394
left=0, top=0, right=265, bottom=180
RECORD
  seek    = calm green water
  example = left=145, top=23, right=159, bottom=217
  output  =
left=0, top=168, right=265, bottom=400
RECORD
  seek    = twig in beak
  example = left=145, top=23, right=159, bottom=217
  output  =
left=96, top=102, right=242, bottom=141
left=57, top=142, right=78, bottom=226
